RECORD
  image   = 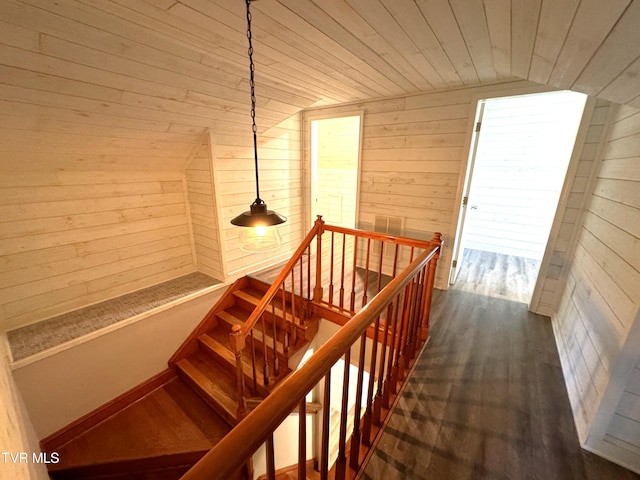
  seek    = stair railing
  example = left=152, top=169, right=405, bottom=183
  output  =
left=230, top=218, right=323, bottom=417
left=184, top=227, right=442, bottom=480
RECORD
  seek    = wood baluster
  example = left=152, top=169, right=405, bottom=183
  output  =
left=369, top=239, right=386, bottom=427
left=382, top=296, right=399, bottom=408
left=349, top=236, right=358, bottom=312
left=339, top=233, right=346, bottom=309
left=373, top=302, right=393, bottom=426
left=299, top=254, right=305, bottom=320
left=421, top=233, right=442, bottom=341
left=271, top=301, right=279, bottom=377
left=416, top=266, right=429, bottom=345
left=412, top=266, right=427, bottom=359
left=314, top=216, right=324, bottom=302
left=335, top=349, right=351, bottom=480
left=290, top=270, right=298, bottom=346
left=362, top=313, right=380, bottom=446
left=390, top=288, right=407, bottom=393
left=397, top=282, right=412, bottom=383
left=260, top=313, right=269, bottom=386
left=298, top=398, right=306, bottom=480
left=376, top=240, right=384, bottom=293
left=230, top=326, right=247, bottom=419
left=320, top=371, right=331, bottom=480
left=362, top=238, right=371, bottom=307
left=307, top=244, right=311, bottom=300
left=266, top=433, right=276, bottom=480
left=249, top=329, right=258, bottom=394
left=281, top=282, right=289, bottom=356
left=348, top=332, right=367, bottom=470
left=329, top=231, right=335, bottom=306
left=397, top=248, right=415, bottom=381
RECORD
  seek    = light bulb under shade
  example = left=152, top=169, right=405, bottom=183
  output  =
left=237, top=224, right=283, bottom=252
left=231, top=198, right=287, bottom=252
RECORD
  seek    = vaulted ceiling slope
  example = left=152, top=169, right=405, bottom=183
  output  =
left=0, top=0, right=639, bottom=171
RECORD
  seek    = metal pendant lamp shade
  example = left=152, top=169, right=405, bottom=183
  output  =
left=231, top=0, right=286, bottom=252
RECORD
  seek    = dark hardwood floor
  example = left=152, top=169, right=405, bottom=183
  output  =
left=361, top=249, right=640, bottom=480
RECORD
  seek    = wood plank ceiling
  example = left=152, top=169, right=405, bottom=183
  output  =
left=0, top=0, right=639, bottom=171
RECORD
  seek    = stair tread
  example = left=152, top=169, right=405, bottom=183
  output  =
left=177, top=352, right=239, bottom=421
left=233, top=288, right=293, bottom=323
left=212, top=308, right=288, bottom=355
left=199, top=332, right=290, bottom=391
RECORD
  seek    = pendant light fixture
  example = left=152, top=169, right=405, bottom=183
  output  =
left=231, top=0, right=286, bottom=252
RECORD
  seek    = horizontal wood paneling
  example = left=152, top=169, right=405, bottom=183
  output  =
left=534, top=100, right=613, bottom=315
left=0, top=171, right=195, bottom=331
left=552, top=104, right=640, bottom=466
left=304, top=80, right=547, bottom=289
left=213, top=114, right=304, bottom=276
left=185, top=136, right=223, bottom=281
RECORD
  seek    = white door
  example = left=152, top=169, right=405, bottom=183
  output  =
left=450, top=101, right=485, bottom=284
left=310, top=114, right=362, bottom=228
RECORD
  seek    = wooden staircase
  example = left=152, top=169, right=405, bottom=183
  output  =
left=43, top=276, right=317, bottom=480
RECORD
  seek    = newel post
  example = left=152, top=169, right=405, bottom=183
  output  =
left=230, top=325, right=247, bottom=419
left=313, top=215, right=325, bottom=302
left=420, top=232, right=442, bottom=342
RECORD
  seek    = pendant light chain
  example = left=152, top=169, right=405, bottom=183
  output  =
left=246, top=0, right=261, bottom=202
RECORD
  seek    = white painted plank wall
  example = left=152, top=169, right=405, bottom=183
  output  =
left=0, top=171, right=195, bottom=331
left=304, top=80, right=556, bottom=288
left=552, top=104, right=640, bottom=454
left=534, top=100, right=612, bottom=316
left=607, top=362, right=640, bottom=455
left=213, top=114, right=304, bottom=276
left=185, top=136, right=223, bottom=281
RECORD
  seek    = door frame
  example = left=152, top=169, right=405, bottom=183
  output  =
left=449, top=100, right=485, bottom=284
left=448, top=83, right=582, bottom=306
left=302, top=110, right=364, bottom=231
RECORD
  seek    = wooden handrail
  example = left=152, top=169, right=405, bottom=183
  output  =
left=323, top=223, right=434, bottom=249
left=180, top=242, right=441, bottom=480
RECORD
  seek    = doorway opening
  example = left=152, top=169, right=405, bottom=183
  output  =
left=451, top=90, right=587, bottom=302
left=309, top=114, right=362, bottom=228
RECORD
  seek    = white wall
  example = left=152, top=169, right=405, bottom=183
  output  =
left=12, top=287, right=225, bottom=439
left=552, top=103, right=640, bottom=472
left=463, top=91, right=586, bottom=258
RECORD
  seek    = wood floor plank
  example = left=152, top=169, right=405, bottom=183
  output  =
left=362, top=250, right=640, bottom=480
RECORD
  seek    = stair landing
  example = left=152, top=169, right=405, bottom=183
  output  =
left=47, top=376, right=242, bottom=479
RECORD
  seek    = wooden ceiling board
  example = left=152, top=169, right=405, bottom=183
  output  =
left=574, top=0, right=640, bottom=99
left=415, top=0, right=481, bottom=85
left=299, top=0, right=418, bottom=93
left=0, top=0, right=639, bottom=172
left=345, top=0, right=441, bottom=90
left=449, top=0, right=498, bottom=82
left=379, top=0, right=463, bottom=87
left=509, top=0, right=541, bottom=80
left=527, top=0, right=580, bottom=85
left=484, top=0, right=512, bottom=78
left=548, top=0, right=632, bottom=89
